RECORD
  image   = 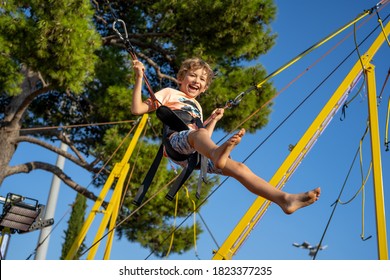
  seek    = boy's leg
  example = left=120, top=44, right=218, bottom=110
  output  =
left=188, top=128, right=245, bottom=169
left=221, top=159, right=320, bottom=214
left=187, top=127, right=320, bottom=214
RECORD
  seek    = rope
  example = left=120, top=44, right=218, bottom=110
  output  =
left=340, top=75, right=365, bottom=120
left=184, top=186, right=200, bottom=259
left=109, top=14, right=161, bottom=108
left=385, top=96, right=390, bottom=151
left=198, top=212, right=220, bottom=250
left=378, top=68, right=390, bottom=102
left=78, top=174, right=180, bottom=258
left=338, top=126, right=372, bottom=205
left=165, top=191, right=179, bottom=258
left=216, top=10, right=383, bottom=145
left=120, top=122, right=149, bottom=209
left=165, top=185, right=200, bottom=259
left=376, top=8, right=390, bottom=46
left=18, top=119, right=135, bottom=132
left=312, top=126, right=371, bottom=259
left=312, top=146, right=360, bottom=260
left=215, top=2, right=387, bottom=115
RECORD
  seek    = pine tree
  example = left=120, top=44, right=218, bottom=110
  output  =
left=60, top=192, right=87, bottom=260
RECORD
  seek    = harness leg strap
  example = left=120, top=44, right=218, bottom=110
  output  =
left=196, top=155, right=208, bottom=199
left=165, top=153, right=199, bottom=201
left=133, top=144, right=164, bottom=206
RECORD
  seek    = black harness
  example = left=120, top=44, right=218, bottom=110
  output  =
left=133, top=106, right=206, bottom=206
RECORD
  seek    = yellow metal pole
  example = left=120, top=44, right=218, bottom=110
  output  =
left=65, top=114, right=149, bottom=260
left=213, top=21, right=390, bottom=260
left=65, top=172, right=116, bottom=260
left=365, top=64, right=388, bottom=260
left=103, top=168, right=129, bottom=260
left=120, top=115, right=149, bottom=165
left=86, top=164, right=129, bottom=260
left=213, top=63, right=357, bottom=259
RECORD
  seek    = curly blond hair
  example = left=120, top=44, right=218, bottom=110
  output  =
left=177, top=58, right=214, bottom=87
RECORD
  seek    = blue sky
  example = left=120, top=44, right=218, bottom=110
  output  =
left=1, top=0, right=389, bottom=261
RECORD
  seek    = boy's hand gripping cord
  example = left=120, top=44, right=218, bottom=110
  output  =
left=112, top=19, right=161, bottom=109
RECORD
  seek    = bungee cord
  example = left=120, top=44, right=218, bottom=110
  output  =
left=216, top=2, right=389, bottom=112
left=386, top=96, right=390, bottom=151
left=30, top=1, right=388, bottom=260
left=18, top=119, right=136, bottom=132
left=141, top=11, right=390, bottom=260
left=312, top=125, right=373, bottom=259
left=216, top=5, right=389, bottom=144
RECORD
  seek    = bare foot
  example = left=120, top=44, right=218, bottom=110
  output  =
left=282, top=187, right=321, bottom=215
left=212, top=128, right=245, bottom=169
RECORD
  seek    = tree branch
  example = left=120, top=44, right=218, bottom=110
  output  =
left=102, top=35, right=177, bottom=83
left=5, top=161, right=108, bottom=207
left=14, top=136, right=103, bottom=173
left=19, top=129, right=87, bottom=164
left=58, top=133, right=88, bottom=164
left=136, top=52, right=178, bottom=84
left=8, top=67, right=50, bottom=127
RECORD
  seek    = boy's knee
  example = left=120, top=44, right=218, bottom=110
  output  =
left=192, top=128, right=209, bottom=138
left=188, top=128, right=208, bottom=146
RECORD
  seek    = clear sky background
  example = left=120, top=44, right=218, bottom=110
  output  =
left=1, top=0, right=390, bottom=261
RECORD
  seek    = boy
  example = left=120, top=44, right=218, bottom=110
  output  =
left=131, top=58, right=320, bottom=214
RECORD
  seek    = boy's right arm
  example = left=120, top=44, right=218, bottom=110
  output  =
left=131, top=60, right=151, bottom=115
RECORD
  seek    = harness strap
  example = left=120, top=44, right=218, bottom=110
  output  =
left=166, top=153, right=200, bottom=201
left=133, top=144, right=164, bottom=206
left=134, top=105, right=207, bottom=205
left=157, top=106, right=194, bottom=162
left=156, top=106, right=190, bottom=132
left=157, top=106, right=207, bottom=200
left=196, top=154, right=208, bottom=199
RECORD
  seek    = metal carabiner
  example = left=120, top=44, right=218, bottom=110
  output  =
left=112, top=19, right=129, bottom=41
left=229, top=85, right=257, bottom=107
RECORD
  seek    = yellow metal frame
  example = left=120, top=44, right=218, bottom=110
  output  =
left=213, top=21, right=389, bottom=260
left=366, top=64, right=388, bottom=259
left=63, top=18, right=389, bottom=261
left=65, top=114, right=148, bottom=260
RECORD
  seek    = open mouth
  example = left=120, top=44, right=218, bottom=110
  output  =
left=189, top=84, right=200, bottom=91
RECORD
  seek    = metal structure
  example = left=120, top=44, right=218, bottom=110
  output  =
left=65, top=114, right=149, bottom=260
left=0, top=193, right=53, bottom=259
left=293, top=241, right=328, bottom=257
left=64, top=7, right=389, bottom=261
left=212, top=20, right=389, bottom=260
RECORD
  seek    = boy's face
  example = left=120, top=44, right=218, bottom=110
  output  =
left=179, top=67, right=209, bottom=98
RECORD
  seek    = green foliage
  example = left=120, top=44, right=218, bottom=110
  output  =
left=60, top=192, right=87, bottom=260
left=0, top=0, right=101, bottom=94
left=200, top=64, right=276, bottom=133
left=1, top=0, right=279, bottom=258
